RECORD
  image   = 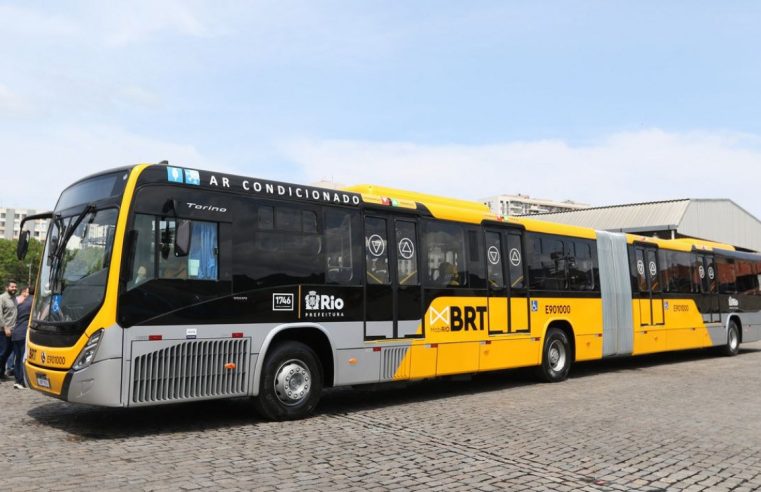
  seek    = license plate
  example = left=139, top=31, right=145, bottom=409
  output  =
left=35, top=373, right=51, bottom=389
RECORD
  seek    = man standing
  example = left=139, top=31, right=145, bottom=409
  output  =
left=0, top=281, right=18, bottom=381
left=12, top=286, right=33, bottom=389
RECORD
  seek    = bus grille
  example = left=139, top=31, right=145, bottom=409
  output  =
left=381, top=346, right=409, bottom=381
left=131, top=339, right=249, bottom=404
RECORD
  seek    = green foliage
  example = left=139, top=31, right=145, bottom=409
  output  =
left=0, top=238, right=44, bottom=289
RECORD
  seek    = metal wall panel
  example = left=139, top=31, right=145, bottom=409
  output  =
left=597, top=231, right=634, bottom=356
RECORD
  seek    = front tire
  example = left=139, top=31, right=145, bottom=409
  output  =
left=254, top=341, right=323, bottom=421
left=722, top=320, right=740, bottom=357
left=536, top=328, right=572, bottom=382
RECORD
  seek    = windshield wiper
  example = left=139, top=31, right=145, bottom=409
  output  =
left=54, top=204, right=96, bottom=259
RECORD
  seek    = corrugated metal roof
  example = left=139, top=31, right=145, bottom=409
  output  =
left=532, top=199, right=761, bottom=252
left=532, top=199, right=691, bottom=231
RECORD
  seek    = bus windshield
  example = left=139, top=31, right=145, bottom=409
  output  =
left=33, top=207, right=118, bottom=324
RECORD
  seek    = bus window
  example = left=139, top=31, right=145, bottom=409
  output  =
left=252, top=204, right=324, bottom=286
left=365, top=217, right=390, bottom=285
left=569, top=240, right=594, bottom=291
left=128, top=214, right=157, bottom=290
left=128, top=215, right=219, bottom=285
left=326, top=209, right=361, bottom=285
left=507, top=232, right=524, bottom=289
left=396, top=221, right=418, bottom=286
left=717, top=256, right=737, bottom=294
left=467, top=230, right=486, bottom=288
left=159, top=218, right=219, bottom=280
left=485, top=232, right=504, bottom=288
left=736, top=260, right=759, bottom=295
left=424, top=222, right=466, bottom=287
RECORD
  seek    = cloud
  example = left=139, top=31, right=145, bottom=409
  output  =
left=281, top=129, right=761, bottom=219
left=0, top=126, right=211, bottom=210
left=0, top=84, right=31, bottom=115
left=101, top=0, right=214, bottom=47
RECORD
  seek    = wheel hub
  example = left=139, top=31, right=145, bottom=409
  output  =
left=274, top=360, right=311, bottom=406
left=548, top=340, right=566, bottom=372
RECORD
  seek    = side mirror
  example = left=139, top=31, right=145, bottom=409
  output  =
left=174, top=219, right=192, bottom=257
left=17, top=230, right=30, bottom=260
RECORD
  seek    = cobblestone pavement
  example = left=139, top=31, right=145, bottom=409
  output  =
left=3, top=343, right=761, bottom=491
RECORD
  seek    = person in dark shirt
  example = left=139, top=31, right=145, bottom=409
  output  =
left=11, top=286, right=33, bottom=389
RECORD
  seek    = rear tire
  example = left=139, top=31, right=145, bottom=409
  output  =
left=722, top=320, right=740, bottom=357
left=254, top=341, right=323, bottom=421
left=536, top=327, right=572, bottom=382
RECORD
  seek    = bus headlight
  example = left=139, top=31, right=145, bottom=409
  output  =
left=72, top=329, right=104, bottom=371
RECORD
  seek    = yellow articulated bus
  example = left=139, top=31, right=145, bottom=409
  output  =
left=17, top=163, right=761, bottom=420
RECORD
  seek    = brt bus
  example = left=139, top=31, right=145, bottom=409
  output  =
left=18, top=163, right=761, bottom=420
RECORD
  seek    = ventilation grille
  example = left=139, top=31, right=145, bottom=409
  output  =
left=132, top=339, right=249, bottom=404
left=381, top=346, right=409, bottom=380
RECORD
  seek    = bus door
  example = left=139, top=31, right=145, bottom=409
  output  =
left=695, top=253, right=720, bottom=323
left=485, top=229, right=508, bottom=334
left=506, top=230, right=529, bottom=333
left=484, top=228, right=529, bottom=335
left=635, top=245, right=665, bottom=326
left=363, top=215, right=422, bottom=339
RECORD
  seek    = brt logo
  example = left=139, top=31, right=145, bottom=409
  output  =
left=429, top=305, right=487, bottom=332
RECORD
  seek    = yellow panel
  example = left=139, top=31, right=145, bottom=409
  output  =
left=664, top=299, right=710, bottom=351
left=24, top=361, right=68, bottom=396
left=408, top=344, right=437, bottom=379
left=510, top=298, right=529, bottom=332
left=652, top=299, right=665, bottom=325
left=639, top=299, right=653, bottom=326
left=633, top=328, right=666, bottom=355
left=488, top=297, right=508, bottom=334
left=479, top=337, right=540, bottom=371
left=575, top=334, right=603, bottom=361
left=437, top=342, right=480, bottom=376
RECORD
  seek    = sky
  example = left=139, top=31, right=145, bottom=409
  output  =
left=2, top=1, right=761, bottom=218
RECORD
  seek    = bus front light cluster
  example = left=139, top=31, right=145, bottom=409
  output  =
left=72, top=329, right=104, bottom=371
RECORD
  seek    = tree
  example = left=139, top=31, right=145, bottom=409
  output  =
left=0, top=238, right=44, bottom=289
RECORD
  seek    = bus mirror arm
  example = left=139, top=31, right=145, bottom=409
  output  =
left=17, top=211, right=53, bottom=260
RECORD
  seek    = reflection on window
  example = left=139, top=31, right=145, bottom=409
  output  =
left=365, top=217, right=389, bottom=285
left=396, top=221, right=418, bottom=286
left=326, top=209, right=360, bottom=285
left=128, top=214, right=219, bottom=290
left=424, top=222, right=465, bottom=287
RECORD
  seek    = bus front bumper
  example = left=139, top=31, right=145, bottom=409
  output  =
left=25, top=358, right=124, bottom=407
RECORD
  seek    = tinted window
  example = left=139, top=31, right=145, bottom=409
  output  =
left=365, top=217, right=389, bottom=285
left=717, top=256, right=737, bottom=294
left=424, top=221, right=466, bottom=287
left=664, top=251, right=693, bottom=293
left=568, top=240, right=595, bottom=291
left=485, top=232, right=504, bottom=288
left=396, top=221, right=419, bottom=286
left=529, top=235, right=565, bottom=290
left=56, top=172, right=128, bottom=211
left=736, top=260, right=760, bottom=295
left=325, top=209, right=361, bottom=285
left=467, top=229, right=486, bottom=288
left=129, top=216, right=219, bottom=285
left=252, top=205, right=324, bottom=285
left=507, top=233, right=525, bottom=289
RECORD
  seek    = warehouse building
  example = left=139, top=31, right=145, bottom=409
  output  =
left=533, top=198, right=761, bottom=252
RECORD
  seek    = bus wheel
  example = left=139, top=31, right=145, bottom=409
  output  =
left=722, top=320, right=740, bottom=357
left=254, top=341, right=323, bottom=421
left=536, top=328, right=572, bottom=383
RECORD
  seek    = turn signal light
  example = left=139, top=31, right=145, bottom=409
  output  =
left=224, top=362, right=236, bottom=370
